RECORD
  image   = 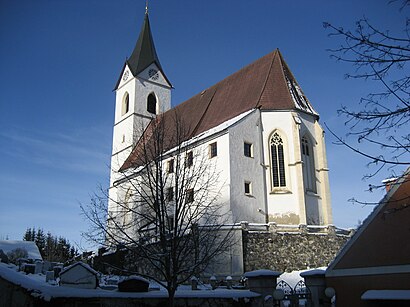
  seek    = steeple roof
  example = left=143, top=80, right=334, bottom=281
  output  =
left=115, top=13, right=171, bottom=90
left=120, top=49, right=318, bottom=171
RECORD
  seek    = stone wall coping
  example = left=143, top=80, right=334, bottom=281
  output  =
left=300, top=269, right=326, bottom=277
left=237, top=222, right=354, bottom=236
left=244, top=269, right=282, bottom=278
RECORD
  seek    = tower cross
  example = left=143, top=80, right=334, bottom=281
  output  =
left=145, top=0, right=149, bottom=14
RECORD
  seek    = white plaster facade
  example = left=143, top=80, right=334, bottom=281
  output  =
left=109, top=106, right=332, bottom=227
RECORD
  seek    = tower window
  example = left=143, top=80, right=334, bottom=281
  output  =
left=122, top=92, right=129, bottom=116
left=301, top=136, right=317, bottom=192
left=244, top=142, right=253, bottom=157
left=147, top=93, right=157, bottom=114
left=209, top=142, right=217, bottom=158
left=244, top=181, right=252, bottom=195
left=270, top=132, right=286, bottom=188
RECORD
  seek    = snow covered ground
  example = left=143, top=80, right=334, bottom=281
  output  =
left=0, top=263, right=259, bottom=301
left=0, top=261, right=324, bottom=302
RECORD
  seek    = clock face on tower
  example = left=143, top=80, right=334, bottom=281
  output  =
left=148, top=69, right=159, bottom=81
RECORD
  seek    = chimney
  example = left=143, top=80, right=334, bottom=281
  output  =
left=382, top=177, right=398, bottom=193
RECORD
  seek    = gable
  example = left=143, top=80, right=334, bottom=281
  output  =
left=116, top=64, right=133, bottom=90
left=138, top=63, right=171, bottom=88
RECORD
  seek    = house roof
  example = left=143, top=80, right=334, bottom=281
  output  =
left=120, top=49, right=318, bottom=171
left=326, top=167, right=410, bottom=277
left=0, top=240, right=42, bottom=260
left=114, top=13, right=171, bottom=90
left=60, top=262, right=99, bottom=277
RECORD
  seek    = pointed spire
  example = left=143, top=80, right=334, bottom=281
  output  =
left=126, top=12, right=164, bottom=78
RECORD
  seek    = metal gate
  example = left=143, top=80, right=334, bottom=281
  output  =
left=274, top=279, right=312, bottom=306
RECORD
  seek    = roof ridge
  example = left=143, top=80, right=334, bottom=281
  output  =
left=276, top=50, right=295, bottom=109
left=189, top=88, right=218, bottom=138
left=255, top=49, right=278, bottom=108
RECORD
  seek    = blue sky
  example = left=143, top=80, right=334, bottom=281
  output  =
left=0, top=1, right=407, bottom=250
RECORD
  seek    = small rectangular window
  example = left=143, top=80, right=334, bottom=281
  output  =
left=167, top=187, right=174, bottom=201
left=244, top=181, right=252, bottom=195
left=244, top=142, right=253, bottom=157
left=185, top=189, right=194, bottom=203
left=185, top=151, right=193, bottom=168
left=167, top=159, right=174, bottom=173
left=209, top=142, right=217, bottom=158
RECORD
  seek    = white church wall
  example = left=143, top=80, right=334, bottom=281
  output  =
left=261, top=111, right=304, bottom=224
left=188, top=133, right=232, bottom=223
left=297, top=112, right=332, bottom=225
left=228, top=110, right=266, bottom=223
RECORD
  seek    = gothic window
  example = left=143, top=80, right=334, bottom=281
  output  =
left=147, top=93, right=157, bottom=114
left=301, top=136, right=317, bottom=192
left=122, top=92, right=129, bottom=116
left=270, top=132, right=286, bottom=188
left=122, top=187, right=133, bottom=225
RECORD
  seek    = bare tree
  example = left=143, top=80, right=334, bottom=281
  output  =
left=82, top=111, right=233, bottom=307
left=323, top=1, right=410, bottom=182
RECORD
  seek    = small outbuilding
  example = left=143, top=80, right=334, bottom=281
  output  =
left=59, top=262, right=99, bottom=289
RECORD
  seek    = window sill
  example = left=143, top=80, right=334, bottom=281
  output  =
left=244, top=193, right=255, bottom=198
left=270, top=188, right=292, bottom=195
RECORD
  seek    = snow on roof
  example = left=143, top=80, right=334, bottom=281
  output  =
left=121, top=109, right=255, bottom=178
left=0, top=240, right=42, bottom=260
left=126, top=275, right=149, bottom=284
left=244, top=269, right=282, bottom=278
left=60, top=262, right=99, bottom=276
left=299, top=269, right=326, bottom=277
left=362, top=290, right=410, bottom=300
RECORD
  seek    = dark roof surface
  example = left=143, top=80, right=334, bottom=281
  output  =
left=120, top=49, right=317, bottom=171
left=115, top=13, right=171, bottom=89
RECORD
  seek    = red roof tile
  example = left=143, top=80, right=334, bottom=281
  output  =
left=120, top=49, right=316, bottom=171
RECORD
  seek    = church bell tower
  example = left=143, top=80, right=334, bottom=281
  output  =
left=110, top=10, right=172, bottom=185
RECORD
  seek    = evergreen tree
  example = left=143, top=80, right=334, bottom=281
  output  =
left=35, top=228, right=46, bottom=257
left=22, top=227, right=79, bottom=263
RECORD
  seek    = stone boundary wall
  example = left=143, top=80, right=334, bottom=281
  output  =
left=241, top=222, right=353, bottom=272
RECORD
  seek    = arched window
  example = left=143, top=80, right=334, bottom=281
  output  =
left=147, top=93, right=157, bottom=114
left=301, top=136, right=316, bottom=192
left=122, top=92, right=129, bottom=116
left=270, top=132, right=286, bottom=188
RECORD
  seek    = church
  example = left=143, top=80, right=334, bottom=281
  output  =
left=107, top=11, right=333, bottom=245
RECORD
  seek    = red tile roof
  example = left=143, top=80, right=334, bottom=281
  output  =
left=120, top=49, right=317, bottom=171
